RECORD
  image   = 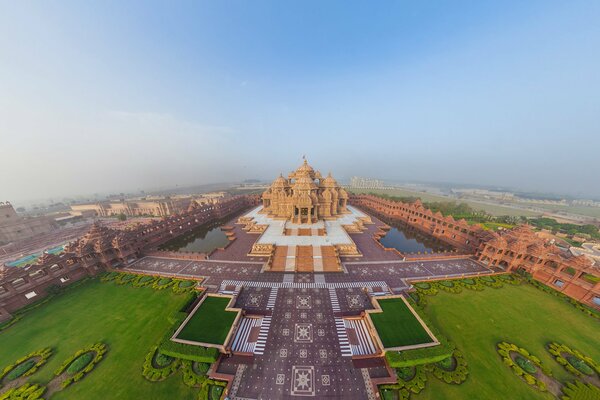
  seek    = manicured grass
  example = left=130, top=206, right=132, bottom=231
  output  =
left=371, top=298, right=433, bottom=348
left=414, top=284, right=600, bottom=400
left=176, top=296, right=237, bottom=345
left=0, top=280, right=197, bottom=400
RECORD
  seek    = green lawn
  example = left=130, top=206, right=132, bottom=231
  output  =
left=371, top=298, right=434, bottom=348
left=414, top=284, right=600, bottom=399
left=176, top=296, right=237, bottom=345
left=0, top=280, right=198, bottom=399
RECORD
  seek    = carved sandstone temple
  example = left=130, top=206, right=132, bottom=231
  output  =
left=261, top=159, right=349, bottom=223
left=238, top=160, right=369, bottom=272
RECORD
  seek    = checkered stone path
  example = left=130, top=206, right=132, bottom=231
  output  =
left=253, top=316, right=272, bottom=355
left=335, top=317, right=352, bottom=357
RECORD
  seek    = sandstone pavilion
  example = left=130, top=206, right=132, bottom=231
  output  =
left=237, top=159, right=371, bottom=272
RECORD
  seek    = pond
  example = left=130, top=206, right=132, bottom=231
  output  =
left=159, top=220, right=230, bottom=253
left=379, top=223, right=452, bottom=254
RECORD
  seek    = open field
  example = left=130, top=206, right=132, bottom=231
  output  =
left=371, top=298, right=433, bottom=348
left=413, top=283, right=600, bottom=399
left=0, top=280, right=197, bottom=400
left=349, top=188, right=541, bottom=217
left=176, top=296, right=237, bottom=345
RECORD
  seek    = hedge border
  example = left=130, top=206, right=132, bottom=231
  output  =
left=142, top=346, right=181, bottom=382
left=54, top=343, right=108, bottom=389
left=424, top=349, right=469, bottom=385
left=496, top=342, right=551, bottom=392
left=547, top=342, right=600, bottom=378
left=0, top=383, right=46, bottom=400
left=0, top=348, right=52, bottom=383
left=100, top=272, right=199, bottom=295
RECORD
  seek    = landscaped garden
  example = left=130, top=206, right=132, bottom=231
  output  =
left=370, top=297, right=434, bottom=348
left=392, top=277, right=600, bottom=399
left=0, top=276, right=219, bottom=399
left=175, top=296, right=238, bottom=345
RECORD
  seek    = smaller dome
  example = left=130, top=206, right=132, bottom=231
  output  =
left=271, top=174, right=288, bottom=188
left=322, top=172, right=338, bottom=187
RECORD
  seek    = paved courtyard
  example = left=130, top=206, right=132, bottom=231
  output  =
left=121, top=207, right=501, bottom=399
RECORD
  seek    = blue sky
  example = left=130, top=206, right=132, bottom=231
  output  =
left=1, top=1, right=599, bottom=202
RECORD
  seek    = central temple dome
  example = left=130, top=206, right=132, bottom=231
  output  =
left=261, top=160, right=349, bottom=223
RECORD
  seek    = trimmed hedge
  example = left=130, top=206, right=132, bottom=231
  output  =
left=0, top=383, right=45, bottom=400
left=0, top=348, right=52, bottom=382
left=142, top=346, right=181, bottom=382
left=55, top=343, right=107, bottom=389
left=411, top=274, right=519, bottom=302
left=197, top=379, right=227, bottom=400
left=425, top=350, right=468, bottom=384
left=181, top=360, right=209, bottom=387
left=496, top=342, right=550, bottom=392
left=171, top=279, right=197, bottom=294
left=66, top=352, right=94, bottom=374
left=561, top=380, right=600, bottom=400
left=101, top=272, right=200, bottom=295
left=133, top=275, right=158, bottom=288
left=547, top=342, right=600, bottom=378
left=153, top=278, right=174, bottom=290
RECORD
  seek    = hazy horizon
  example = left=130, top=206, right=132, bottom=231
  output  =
left=1, top=1, right=599, bottom=204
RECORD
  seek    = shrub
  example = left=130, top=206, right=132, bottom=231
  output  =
left=547, top=342, right=600, bottom=378
left=561, top=380, right=600, bottom=400
left=496, top=342, right=550, bottom=391
left=396, top=367, right=415, bottom=381
left=142, top=346, right=180, bottom=382
left=0, top=348, right=52, bottom=382
left=425, top=350, right=468, bottom=385
left=133, top=275, right=157, bottom=287
left=55, top=343, right=107, bottom=389
left=66, top=352, right=94, bottom=374
left=153, top=278, right=174, bottom=290
left=515, top=355, right=537, bottom=374
left=4, top=360, right=36, bottom=381
left=0, top=383, right=45, bottom=400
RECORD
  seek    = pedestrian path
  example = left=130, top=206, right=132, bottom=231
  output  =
left=344, top=318, right=377, bottom=356
left=329, top=287, right=340, bottom=312
left=266, top=287, right=278, bottom=310
left=253, top=316, right=272, bottom=355
left=335, top=317, right=352, bottom=357
left=219, top=280, right=389, bottom=290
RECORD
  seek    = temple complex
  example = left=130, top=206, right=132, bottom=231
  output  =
left=239, top=160, right=367, bottom=272
left=261, top=159, right=349, bottom=223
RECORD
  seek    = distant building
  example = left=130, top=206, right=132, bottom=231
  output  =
left=70, top=192, right=231, bottom=218
left=349, top=176, right=385, bottom=189
left=70, top=197, right=193, bottom=217
left=0, top=202, right=57, bottom=244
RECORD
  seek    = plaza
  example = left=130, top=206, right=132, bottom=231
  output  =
left=1, top=161, right=599, bottom=399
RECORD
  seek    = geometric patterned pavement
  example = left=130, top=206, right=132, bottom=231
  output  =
left=122, top=210, right=499, bottom=399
